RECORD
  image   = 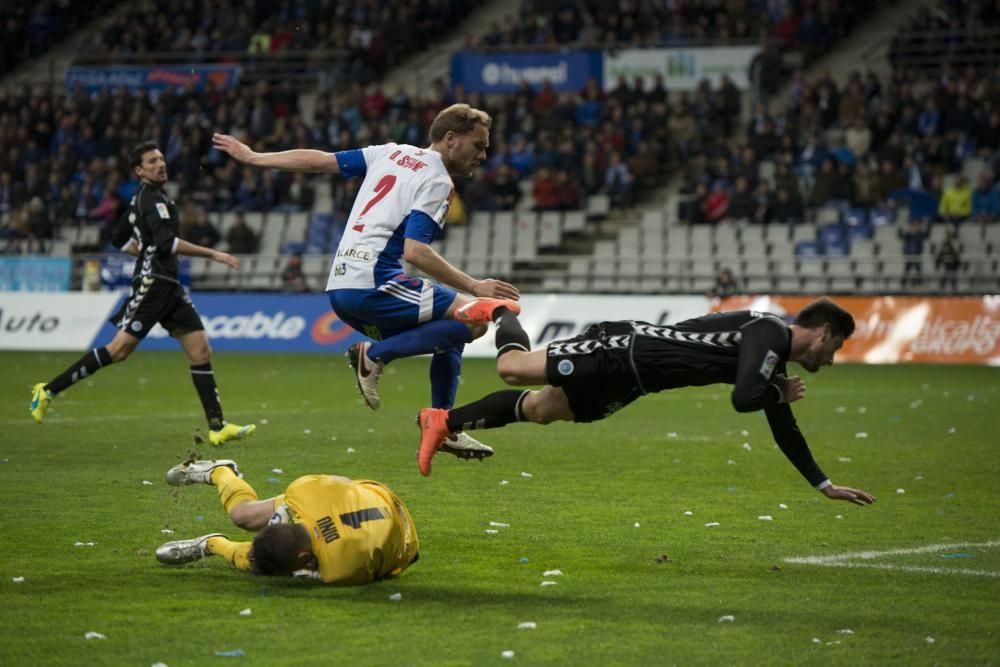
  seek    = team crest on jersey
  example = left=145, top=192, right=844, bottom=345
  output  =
left=155, top=202, right=170, bottom=219
left=759, top=350, right=779, bottom=378
left=557, top=359, right=575, bottom=376
left=130, top=321, right=143, bottom=332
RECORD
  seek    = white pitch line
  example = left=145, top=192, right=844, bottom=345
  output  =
left=784, top=540, right=1000, bottom=565
left=815, top=562, right=1000, bottom=578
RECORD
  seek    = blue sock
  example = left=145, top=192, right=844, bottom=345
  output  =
left=368, top=319, right=472, bottom=365
left=430, top=344, right=464, bottom=409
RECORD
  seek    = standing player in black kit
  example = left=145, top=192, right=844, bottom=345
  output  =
left=416, top=298, right=875, bottom=508
left=30, top=141, right=256, bottom=446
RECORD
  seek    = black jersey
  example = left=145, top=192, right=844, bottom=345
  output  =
left=111, top=182, right=181, bottom=284
left=548, top=311, right=828, bottom=486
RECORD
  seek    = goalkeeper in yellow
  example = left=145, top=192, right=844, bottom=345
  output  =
left=155, top=459, right=419, bottom=585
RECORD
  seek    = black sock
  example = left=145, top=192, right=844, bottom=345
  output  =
left=447, top=390, right=530, bottom=432
left=493, top=309, right=530, bottom=358
left=191, top=363, right=224, bottom=430
left=46, top=347, right=113, bottom=395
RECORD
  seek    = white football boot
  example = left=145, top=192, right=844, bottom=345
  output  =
left=439, top=431, right=494, bottom=461
left=156, top=534, right=225, bottom=565
left=165, top=459, right=241, bottom=486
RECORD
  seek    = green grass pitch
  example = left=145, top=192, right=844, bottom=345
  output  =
left=2, top=351, right=998, bottom=665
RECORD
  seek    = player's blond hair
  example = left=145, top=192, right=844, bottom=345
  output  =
left=429, top=104, right=491, bottom=142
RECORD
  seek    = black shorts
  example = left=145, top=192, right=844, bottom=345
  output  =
left=109, top=278, right=204, bottom=340
left=545, top=323, right=644, bottom=423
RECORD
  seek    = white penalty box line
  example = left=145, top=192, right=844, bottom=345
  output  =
left=783, top=540, right=1000, bottom=578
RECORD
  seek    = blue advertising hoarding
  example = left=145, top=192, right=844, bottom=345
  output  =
left=66, top=64, right=241, bottom=94
left=90, top=292, right=367, bottom=353
left=451, top=51, right=602, bottom=93
left=0, top=257, right=71, bottom=291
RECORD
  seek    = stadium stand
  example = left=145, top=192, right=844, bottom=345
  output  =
left=2, top=0, right=998, bottom=295
left=1, top=0, right=123, bottom=76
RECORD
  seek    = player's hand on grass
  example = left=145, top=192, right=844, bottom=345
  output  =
left=773, top=374, right=806, bottom=403
left=822, top=484, right=876, bottom=506
left=213, top=133, right=256, bottom=164
left=212, top=250, right=241, bottom=270
left=473, top=278, right=520, bottom=300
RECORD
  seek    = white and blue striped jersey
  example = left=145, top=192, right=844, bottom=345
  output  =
left=326, top=143, right=454, bottom=291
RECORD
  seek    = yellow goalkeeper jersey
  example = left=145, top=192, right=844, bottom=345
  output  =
left=281, top=475, right=419, bottom=586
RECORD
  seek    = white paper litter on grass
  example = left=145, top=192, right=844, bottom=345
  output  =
left=160, top=529, right=174, bottom=534
left=837, top=628, right=854, bottom=635
left=915, top=474, right=924, bottom=481
left=501, top=651, right=515, bottom=659
left=741, top=429, right=749, bottom=436
left=683, top=511, right=693, bottom=516
left=540, top=581, right=557, bottom=587
left=910, top=400, right=923, bottom=409
left=303, top=429, right=311, bottom=434
left=239, top=608, right=252, bottom=617
left=742, top=443, right=752, bottom=451
left=855, top=432, right=868, bottom=439
left=260, top=419, right=269, bottom=425
left=704, top=522, right=720, bottom=527
left=489, top=522, right=510, bottom=528
left=151, top=662, right=169, bottom=667
left=499, top=480, right=509, bottom=485
left=947, top=427, right=956, bottom=434
left=12, top=576, right=24, bottom=583
left=634, top=522, right=641, bottom=528
left=485, top=529, right=499, bottom=534
left=835, top=406, right=846, bottom=413
left=389, top=593, right=402, bottom=601
left=779, top=503, right=788, bottom=509
left=667, top=432, right=678, bottom=438
left=520, top=472, right=533, bottom=478
left=838, top=457, right=852, bottom=463
left=758, top=515, right=773, bottom=521
left=812, top=638, right=822, bottom=644
left=346, top=447, right=355, bottom=453
left=367, top=428, right=375, bottom=433
left=858, top=406, right=867, bottom=413
left=727, top=460, right=736, bottom=465
left=271, top=468, right=284, bottom=474
left=718, top=615, right=735, bottom=623
left=897, top=488, right=906, bottom=495
left=84, top=632, right=106, bottom=640
left=518, top=622, right=537, bottom=630
left=74, top=541, right=96, bottom=547
left=142, top=480, right=154, bottom=486
left=543, top=570, right=563, bottom=577
left=926, top=636, right=935, bottom=644
left=835, top=515, right=844, bottom=519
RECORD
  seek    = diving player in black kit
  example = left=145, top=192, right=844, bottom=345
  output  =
left=30, top=141, right=255, bottom=446
left=416, top=298, right=875, bottom=507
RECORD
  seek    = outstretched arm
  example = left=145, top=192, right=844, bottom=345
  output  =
left=765, top=403, right=875, bottom=505
left=403, top=238, right=519, bottom=299
left=212, top=133, right=341, bottom=173
left=175, top=238, right=241, bottom=270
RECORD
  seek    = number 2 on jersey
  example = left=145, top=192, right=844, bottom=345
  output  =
left=352, top=174, right=397, bottom=232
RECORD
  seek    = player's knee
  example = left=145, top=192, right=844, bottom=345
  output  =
left=522, top=395, right=556, bottom=424
left=496, top=355, right=525, bottom=385
left=466, top=322, right=488, bottom=340
left=107, top=343, right=132, bottom=363
left=229, top=505, right=257, bottom=531
left=190, top=344, right=213, bottom=365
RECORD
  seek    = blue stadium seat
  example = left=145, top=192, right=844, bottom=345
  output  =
left=794, top=240, right=821, bottom=257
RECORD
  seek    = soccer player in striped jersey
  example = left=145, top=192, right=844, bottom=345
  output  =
left=213, top=104, right=518, bottom=461
left=29, top=141, right=255, bottom=446
left=416, top=298, right=876, bottom=507
left=157, top=459, right=418, bottom=585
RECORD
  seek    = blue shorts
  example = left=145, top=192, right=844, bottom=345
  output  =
left=328, top=275, right=457, bottom=340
